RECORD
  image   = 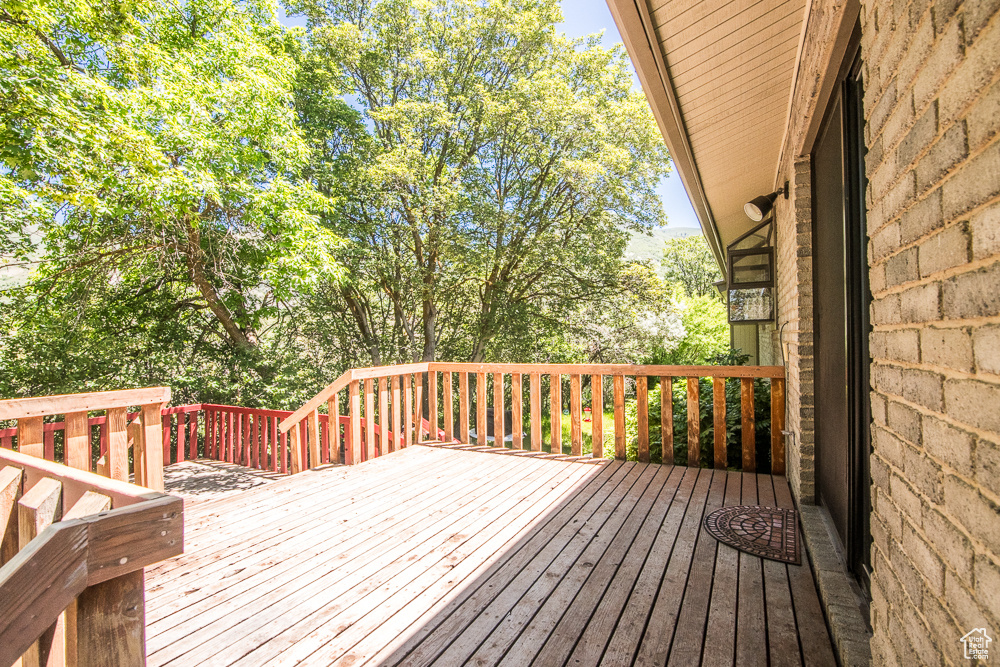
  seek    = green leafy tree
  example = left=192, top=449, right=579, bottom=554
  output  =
left=0, top=0, right=348, bottom=402
left=291, top=0, right=671, bottom=364
left=661, top=235, right=722, bottom=299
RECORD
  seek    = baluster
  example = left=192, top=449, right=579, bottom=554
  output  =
left=493, top=373, right=505, bottom=448
left=428, top=371, right=438, bottom=440
left=404, top=374, right=413, bottom=449
left=613, top=375, right=625, bottom=460
left=307, top=410, right=320, bottom=470
left=365, top=378, right=376, bottom=461
left=162, top=414, right=171, bottom=467
left=106, top=408, right=128, bottom=482
left=530, top=373, right=542, bottom=451
left=570, top=374, right=582, bottom=457
left=637, top=376, right=649, bottom=463
left=189, top=410, right=198, bottom=460
left=329, top=395, right=341, bottom=464
left=44, top=428, right=55, bottom=461
left=1, top=466, right=23, bottom=566
left=591, top=374, right=603, bottom=459
left=377, top=379, right=388, bottom=455
left=414, top=376, right=424, bottom=445
left=142, top=403, right=164, bottom=490
left=176, top=412, right=186, bottom=464
left=511, top=373, right=523, bottom=450
left=771, top=377, right=786, bottom=475
left=713, top=377, right=727, bottom=469
left=741, top=377, right=756, bottom=472
left=279, top=428, right=288, bottom=474
left=65, top=411, right=90, bottom=472
left=391, top=377, right=401, bottom=454
left=442, top=372, right=453, bottom=443
left=550, top=374, right=562, bottom=455
left=661, top=376, right=673, bottom=465
left=19, top=477, right=63, bottom=667
left=475, top=372, right=486, bottom=446
left=459, top=373, right=470, bottom=443
left=687, top=378, right=700, bottom=468
left=290, top=418, right=302, bottom=474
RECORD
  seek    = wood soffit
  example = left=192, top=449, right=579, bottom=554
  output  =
left=607, top=0, right=807, bottom=256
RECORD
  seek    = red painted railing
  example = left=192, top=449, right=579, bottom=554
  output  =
left=2, top=401, right=446, bottom=477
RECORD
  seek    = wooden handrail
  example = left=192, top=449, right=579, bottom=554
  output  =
left=0, top=387, right=171, bottom=421
left=279, top=363, right=429, bottom=434
left=427, top=362, right=785, bottom=378
left=0, top=448, right=183, bottom=666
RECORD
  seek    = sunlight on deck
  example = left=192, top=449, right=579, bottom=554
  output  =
left=145, top=446, right=835, bottom=666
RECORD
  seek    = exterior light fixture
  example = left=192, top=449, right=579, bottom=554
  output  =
left=743, top=182, right=790, bottom=222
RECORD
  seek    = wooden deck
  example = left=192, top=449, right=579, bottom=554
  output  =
left=144, top=446, right=836, bottom=666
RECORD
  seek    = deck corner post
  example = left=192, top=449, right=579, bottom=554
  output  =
left=73, top=569, right=146, bottom=667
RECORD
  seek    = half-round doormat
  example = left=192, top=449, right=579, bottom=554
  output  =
left=704, top=505, right=800, bottom=565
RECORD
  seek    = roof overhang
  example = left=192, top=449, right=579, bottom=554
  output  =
left=607, top=0, right=808, bottom=277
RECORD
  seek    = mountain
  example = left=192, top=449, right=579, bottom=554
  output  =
left=626, top=226, right=702, bottom=263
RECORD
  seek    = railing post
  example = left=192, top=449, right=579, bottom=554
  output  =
left=660, top=376, right=673, bottom=465
left=637, top=376, right=649, bottom=462
left=713, top=377, right=727, bottom=469
left=741, top=377, right=756, bottom=472
left=73, top=570, right=146, bottom=667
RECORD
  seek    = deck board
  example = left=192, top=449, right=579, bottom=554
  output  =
left=145, top=446, right=837, bottom=666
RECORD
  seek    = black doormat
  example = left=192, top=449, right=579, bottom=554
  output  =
left=704, top=505, right=800, bottom=565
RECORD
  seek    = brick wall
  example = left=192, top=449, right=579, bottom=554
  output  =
left=775, top=158, right=817, bottom=504
left=861, top=0, right=1000, bottom=661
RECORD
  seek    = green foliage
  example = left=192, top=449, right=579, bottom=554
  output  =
left=623, top=349, right=775, bottom=470
left=661, top=235, right=722, bottom=299
left=0, top=0, right=351, bottom=404
left=290, top=0, right=671, bottom=364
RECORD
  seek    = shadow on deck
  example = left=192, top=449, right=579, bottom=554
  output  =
left=146, top=446, right=836, bottom=666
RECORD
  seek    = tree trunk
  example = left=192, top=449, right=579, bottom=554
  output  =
left=185, top=224, right=257, bottom=351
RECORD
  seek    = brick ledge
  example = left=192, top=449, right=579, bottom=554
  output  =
left=799, top=504, right=873, bottom=666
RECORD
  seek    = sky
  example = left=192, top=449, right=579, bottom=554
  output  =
left=276, top=0, right=700, bottom=229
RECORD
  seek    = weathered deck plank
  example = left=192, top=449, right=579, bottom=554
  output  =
left=144, top=446, right=837, bottom=666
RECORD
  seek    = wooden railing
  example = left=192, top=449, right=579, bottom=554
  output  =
left=0, top=399, right=183, bottom=666
left=280, top=363, right=786, bottom=475
left=0, top=388, right=172, bottom=491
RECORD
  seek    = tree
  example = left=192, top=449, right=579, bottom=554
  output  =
left=291, top=0, right=671, bottom=363
left=661, top=235, right=722, bottom=299
left=0, top=0, right=349, bottom=402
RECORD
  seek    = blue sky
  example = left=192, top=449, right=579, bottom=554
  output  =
left=277, top=0, right=700, bottom=229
